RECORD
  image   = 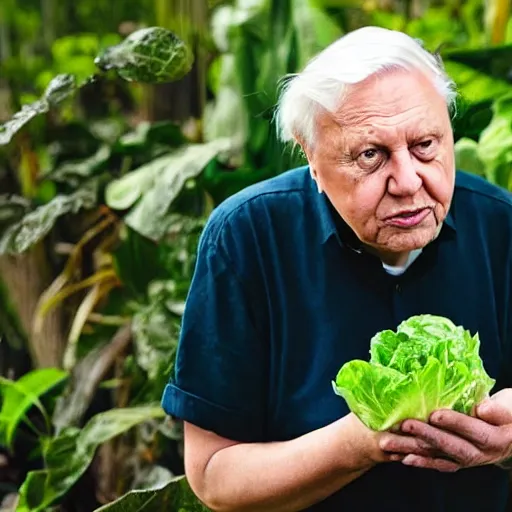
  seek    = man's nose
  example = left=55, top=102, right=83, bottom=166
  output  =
left=387, top=150, right=422, bottom=197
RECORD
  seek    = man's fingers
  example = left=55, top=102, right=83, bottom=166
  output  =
left=379, top=433, right=436, bottom=457
left=401, top=419, right=481, bottom=464
left=429, top=409, right=498, bottom=447
left=401, top=454, right=461, bottom=473
left=476, top=400, right=512, bottom=427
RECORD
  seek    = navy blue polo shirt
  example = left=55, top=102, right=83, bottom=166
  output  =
left=162, top=166, right=512, bottom=511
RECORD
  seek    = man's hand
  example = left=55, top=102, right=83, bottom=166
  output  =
left=391, top=389, right=512, bottom=472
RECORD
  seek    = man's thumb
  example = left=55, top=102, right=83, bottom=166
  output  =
left=476, top=396, right=512, bottom=426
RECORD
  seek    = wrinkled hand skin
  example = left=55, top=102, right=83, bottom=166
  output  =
left=382, top=389, right=512, bottom=472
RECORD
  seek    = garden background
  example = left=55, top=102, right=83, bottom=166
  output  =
left=1, top=0, right=512, bottom=510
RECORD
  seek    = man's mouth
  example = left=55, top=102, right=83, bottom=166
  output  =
left=385, top=207, right=432, bottom=228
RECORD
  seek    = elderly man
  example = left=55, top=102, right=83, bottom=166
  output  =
left=161, top=26, right=512, bottom=511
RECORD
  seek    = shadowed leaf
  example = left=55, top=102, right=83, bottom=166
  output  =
left=0, top=182, right=98, bottom=255
left=16, top=406, right=166, bottom=512
left=93, top=475, right=210, bottom=512
left=106, top=138, right=232, bottom=241
left=52, top=323, right=133, bottom=432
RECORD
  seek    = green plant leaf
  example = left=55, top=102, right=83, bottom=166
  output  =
left=452, top=99, right=494, bottom=142
left=443, top=44, right=512, bottom=82
left=112, top=227, right=164, bottom=298
left=48, top=145, right=111, bottom=188
left=444, top=60, right=512, bottom=104
left=333, top=315, right=495, bottom=431
left=0, top=74, right=76, bottom=146
left=0, top=368, right=69, bottom=449
left=92, top=475, right=210, bottom=512
left=476, top=94, right=512, bottom=186
left=106, top=138, right=232, bottom=241
left=104, top=159, right=161, bottom=210
left=113, top=121, right=185, bottom=155
left=292, top=0, right=342, bottom=69
left=132, top=298, right=180, bottom=382
left=16, top=406, right=166, bottom=512
left=454, top=137, right=486, bottom=177
left=0, top=181, right=97, bottom=255
left=94, top=27, right=194, bottom=84
left=202, top=54, right=248, bottom=166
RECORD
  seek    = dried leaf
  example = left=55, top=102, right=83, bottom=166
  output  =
left=33, top=268, right=118, bottom=337
left=63, top=279, right=118, bottom=371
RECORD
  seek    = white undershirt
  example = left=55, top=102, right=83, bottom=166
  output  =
left=381, top=248, right=423, bottom=276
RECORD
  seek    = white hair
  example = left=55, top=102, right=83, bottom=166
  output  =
left=274, top=26, right=458, bottom=150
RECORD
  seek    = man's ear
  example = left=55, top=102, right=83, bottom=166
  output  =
left=293, top=132, right=323, bottom=194
left=293, top=132, right=311, bottom=162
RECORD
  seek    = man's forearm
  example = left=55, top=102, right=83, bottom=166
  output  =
left=198, top=414, right=377, bottom=512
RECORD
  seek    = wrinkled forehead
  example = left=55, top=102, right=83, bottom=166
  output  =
left=313, top=72, right=451, bottom=147
left=315, top=108, right=446, bottom=148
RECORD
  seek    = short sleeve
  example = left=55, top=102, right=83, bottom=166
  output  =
left=161, top=222, right=268, bottom=443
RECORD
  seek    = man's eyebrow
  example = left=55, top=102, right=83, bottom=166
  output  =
left=409, top=128, right=444, bottom=141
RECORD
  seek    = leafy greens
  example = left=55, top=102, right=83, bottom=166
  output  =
left=332, top=315, right=495, bottom=431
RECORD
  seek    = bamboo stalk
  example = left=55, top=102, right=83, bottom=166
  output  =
left=486, top=0, right=511, bottom=45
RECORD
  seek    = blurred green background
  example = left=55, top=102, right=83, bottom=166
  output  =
left=1, top=0, right=512, bottom=510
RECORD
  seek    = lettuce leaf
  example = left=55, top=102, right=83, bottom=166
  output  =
left=332, top=315, right=495, bottom=431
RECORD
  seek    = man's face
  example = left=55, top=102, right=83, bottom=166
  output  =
left=303, top=69, right=456, bottom=265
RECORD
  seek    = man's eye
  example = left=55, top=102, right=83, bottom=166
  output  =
left=413, top=139, right=437, bottom=160
left=361, top=149, right=379, bottom=160
left=356, top=148, right=383, bottom=170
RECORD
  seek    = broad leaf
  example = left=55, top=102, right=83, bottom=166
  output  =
left=202, top=55, right=248, bottom=166
left=94, top=27, right=194, bottom=84
left=93, top=475, right=210, bottom=512
left=106, top=138, right=232, bottom=241
left=113, top=121, right=185, bottom=154
left=443, top=44, right=512, bottom=82
left=52, top=325, right=133, bottom=432
left=132, top=299, right=180, bottom=382
left=444, top=60, right=512, bottom=105
left=292, top=0, right=342, bottom=69
left=104, top=160, right=160, bottom=211
left=0, top=74, right=76, bottom=146
left=132, top=464, right=174, bottom=491
left=112, top=227, right=165, bottom=298
left=0, top=182, right=97, bottom=255
left=16, top=406, right=166, bottom=512
left=476, top=94, right=512, bottom=186
left=43, top=74, right=77, bottom=106
left=454, top=137, right=486, bottom=177
left=48, top=145, right=111, bottom=187
left=0, top=368, right=68, bottom=449
left=452, top=99, right=494, bottom=142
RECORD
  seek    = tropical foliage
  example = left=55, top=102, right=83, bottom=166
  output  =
left=1, top=0, right=512, bottom=510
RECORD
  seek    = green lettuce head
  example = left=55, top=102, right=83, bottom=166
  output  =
left=332, top=315, right=495, bottom=431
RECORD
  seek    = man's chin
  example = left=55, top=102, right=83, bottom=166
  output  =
left=376, top=226, right=440, bottom=255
